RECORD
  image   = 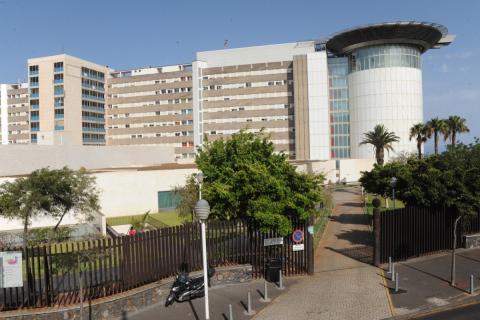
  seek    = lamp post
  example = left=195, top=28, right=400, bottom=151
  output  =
left=196, top=171, right=204, bottom=200
left=390, top=177, right=398, bottom=210
left=195, top=199, right=210, bottom=320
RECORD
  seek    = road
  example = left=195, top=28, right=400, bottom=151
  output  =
left=414, top=302, right=480, bottom=320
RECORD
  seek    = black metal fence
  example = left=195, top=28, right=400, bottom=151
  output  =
left=0, top=218, right=310, bottom=311
left=375, top=207, right=480, bottom=264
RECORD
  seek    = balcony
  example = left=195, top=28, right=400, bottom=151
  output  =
left=30, top=93, right=39, bottom=98
left=82, top=105, right=104, bottom=112
left=54, top=90, right=64, bottom=96
left=82, top=116, right=104, bottom=122
left=30, top=82, right=39, bottom=88
left=31, top=127, right=39, bottom=132
left=29, top=70, right=39, bottom=76
left=54, top=79, right=64, bottom=84
left=31, top=115, right=39, bottom=121
left=31, top=104, right=39, bottom=110
left=54, top=67, right=64, bottom=73
left=55, top=114, right=64, bottom=119
left=82, top=127, right=105, bottom=133
left=54, top=102, right=64, bottom=108
left=83, top=137, right=106, bottom=144
left=55, top=125, right=64, bottom=131
left=82, top=94, right=104, bottom=102
left=82, top=83, right=105, bottom=92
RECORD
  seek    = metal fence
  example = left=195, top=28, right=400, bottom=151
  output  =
left=0, top=218, right=310, bottom=311
left=375, top=207, right=480, bottom=264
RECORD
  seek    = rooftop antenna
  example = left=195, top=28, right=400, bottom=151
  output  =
left=224, top=39, right=229, bottom=48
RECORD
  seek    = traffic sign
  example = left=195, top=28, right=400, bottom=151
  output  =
left=292, top=229, right=304, bottom=244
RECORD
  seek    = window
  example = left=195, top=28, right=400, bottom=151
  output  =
left=54, top=62, right=64, bottom=72
left=157, top=191, right=180, bottom=210
left=245, top=82, right=251, bottom=87
left=29, top=65, right=39, bottom=74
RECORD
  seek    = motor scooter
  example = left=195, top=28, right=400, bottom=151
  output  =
left=165, top=268, right=215, bottom=307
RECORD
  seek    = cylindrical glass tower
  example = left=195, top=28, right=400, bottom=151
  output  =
left=326, top=22, right=454, bottom=160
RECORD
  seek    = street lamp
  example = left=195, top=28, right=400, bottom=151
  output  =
left=196, top=171, right=204, bottom=200
left=195, top=199, right=210, bottom=320
left=390, top=177, right=398, bottom=210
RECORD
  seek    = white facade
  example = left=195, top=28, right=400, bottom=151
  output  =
left=306, top=52, right=330, bottom=160
left=348, top=67, right=423, bottom=160
left=0, top=84, right=8, bottom=145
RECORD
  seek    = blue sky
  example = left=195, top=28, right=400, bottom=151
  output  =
left=0, top=0, right=478, bottom=152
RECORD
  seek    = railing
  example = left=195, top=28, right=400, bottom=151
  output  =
left=82, top=94, right=104, bottom=101
left=30, top=93, right=39, bottom=98
left=31, top=104, right=39, bottom=110
left=82, top=116, right=104, bottom=122
left=82, top=105, right=104, bottom=112
left=30, top=82, right=39, bottom=88
left=31, top=115, right=39, bottom=121
left=0, top=218, right=309, bottom=311
left=54, top=67, right=63, bottom=73
left=55, top=114, right=64, bottom=119
left=82, top=127, right=105, bottom=132
left=31, top=127, right=39, bottom=132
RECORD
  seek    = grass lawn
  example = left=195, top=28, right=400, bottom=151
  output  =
left=106, top=211, right=185, bottom=227
left=314, top=208, right=331, bottom=248
left=365, top=194, right=404, bottom=214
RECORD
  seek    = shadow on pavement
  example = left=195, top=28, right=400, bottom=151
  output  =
left=335, top=229, right=373, bottom=246
left=329, top=213, right=370, bottom=225
left=326, top=246, right=373, bottom=264
left=188, top=301, right=200, bottom=320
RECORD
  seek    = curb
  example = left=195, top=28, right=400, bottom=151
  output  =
left=384, top=293, right=480, bottom=319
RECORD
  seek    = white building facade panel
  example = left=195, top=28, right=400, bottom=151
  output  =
left=0, top=84, right=8, bottom=144
left=306, top=52, right=330, bottom=160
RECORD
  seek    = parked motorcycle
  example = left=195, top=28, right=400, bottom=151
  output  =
left=165, top=268, right=215, bottom=307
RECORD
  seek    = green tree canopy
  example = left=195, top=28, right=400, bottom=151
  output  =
left=0, top=167, right=100, bottom=247
left=360, top=140, right=480, bottom=217
left=195, top=130, right=324, bottom=235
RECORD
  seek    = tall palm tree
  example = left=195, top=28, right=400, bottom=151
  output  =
left=409, top=123, right=428, bottom=159
left=360, top=124, right=400, bottom=165
left=425, top=117, right=447, bottom=155
left=444, top=115, right=470, bottom=147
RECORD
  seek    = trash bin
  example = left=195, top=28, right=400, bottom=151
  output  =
left=265, top=258, right=282, bottom=283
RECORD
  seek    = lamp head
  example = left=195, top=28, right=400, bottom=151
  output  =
left=390, top=176, right=398, bottom=188
left=196, top=171, right=204, bottom=184
left=195, top=199, right=210, bottom=220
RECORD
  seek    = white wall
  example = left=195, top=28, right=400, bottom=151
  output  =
left=338, top=158, right=375, bottom=183
left=192, top=60, right=207, bottom=148
left=94, top=168, right=196, bottom=216
left=197, top=41, right=315, bottom=67
left=306, top=52, right=330, bottom=160
left=0, top=144, right=176, bottom=177
left=349, top=67, right=423, bottom=161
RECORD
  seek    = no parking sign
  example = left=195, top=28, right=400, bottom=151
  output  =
left=292, top=229, right=304, bottom=244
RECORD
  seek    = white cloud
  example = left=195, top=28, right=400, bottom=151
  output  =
left=445, top=51, right=473, bottom=60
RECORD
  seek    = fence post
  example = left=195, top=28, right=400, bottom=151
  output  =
left=306, top=216, right=314, bottom=275
left=373, top=208, right=381, bottom=266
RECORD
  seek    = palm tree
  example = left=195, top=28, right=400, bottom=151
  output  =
left=425, top=117, right=447, bottom=155
left=444, top=115, right=470, bottom=147
left=409, top=123, right=428, bottom=159
left=360, top=124, right=400, bottom=165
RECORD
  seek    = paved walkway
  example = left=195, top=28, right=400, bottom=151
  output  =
left=253, top=187, right=392, bottom=320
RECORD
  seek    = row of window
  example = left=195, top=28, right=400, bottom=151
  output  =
left=82, top=67, right=105, bottom=81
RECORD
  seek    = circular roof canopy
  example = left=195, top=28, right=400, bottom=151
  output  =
left=326, top=21, right=448, bottom=54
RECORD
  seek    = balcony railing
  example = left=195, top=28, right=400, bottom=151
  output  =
left=54, top=67, right=64, bottom=73
left=55, top=125, right=64, bottom=131
left=82, top=105, right=105, bottom=112
left=55, top=114, right=64, bottom=119
left=29, top=70, right=39, bottom=76
left=82, top=83, right=105, bottom=92
left=30, top=93, right=39, bottom=98
left=82, top=127, right=105, bottom=133
left=31, top=127, right=39, bottom=132
left=82, top=116, right=104, bottom=122
left=31, top=115, right=39, bottom=121
left=31, top=104, right=39, bottom=110
left=30, top=82, right=39, bottom=88
left=82, top=94, right=104, bottom=101
left=54, top=90, right=64, bottom=96
left=54, top=79, right=64, bottom=84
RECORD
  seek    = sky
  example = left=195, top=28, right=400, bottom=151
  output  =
left=0, top=0, right=478, bottom=153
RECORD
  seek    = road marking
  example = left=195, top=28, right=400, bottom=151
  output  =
left=382, top=269, right=396, bottom=317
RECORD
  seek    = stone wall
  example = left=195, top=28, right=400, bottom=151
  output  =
left=0, top=264, right=252, bottom=320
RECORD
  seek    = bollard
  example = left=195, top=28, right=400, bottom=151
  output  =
left=471, top=274, right=475, bottom=295
left=244, top=291, right=256, bottom=316
left=388, top=257, right=392, bottom=274
left=278, top=270, right=285, bottom=290
left=260, top=281, right=271, bottom=303
left=229, top=304, right=233, bottom=320
left=391, top=264, right=395, bottom=281
left=395, top=272, right=399, bottom=293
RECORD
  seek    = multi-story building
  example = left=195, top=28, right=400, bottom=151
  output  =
left=27, top=54, right=109, bottom=145
left=3, top=21, right=455, bottom=162
left=106, top=64, right=195, bottom=159
left=0, top=83, right=30, bottom=144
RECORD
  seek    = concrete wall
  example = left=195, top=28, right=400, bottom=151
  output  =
left=0, top=144, right=176, bottom=177
left=94, top=168, right=196, bottom=216
left=295, top=158, right=375, bottom=183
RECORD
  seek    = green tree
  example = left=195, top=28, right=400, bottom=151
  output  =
left=360, top=124, right=400, bottom=165
left=195, top=130, right=324, bottom=235
left=444, top=115, right=470, bottom=147
left=425, top=117, right=447, bottom=155
left=409, top=123, right=428, bottom=159
left=0, top=167, right=100, bottom=247
left=173, top=175, right=198, bottom=222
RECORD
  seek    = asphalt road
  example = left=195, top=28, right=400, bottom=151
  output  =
left=415, top=302, right=480, bottom=320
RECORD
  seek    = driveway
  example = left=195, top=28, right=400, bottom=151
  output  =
left=253, top=187, right=392, bottom=320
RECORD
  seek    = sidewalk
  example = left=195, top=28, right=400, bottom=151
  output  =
left=253, top=187, right=392, bottom=320
left=385, top=247, right=480, bottom=316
